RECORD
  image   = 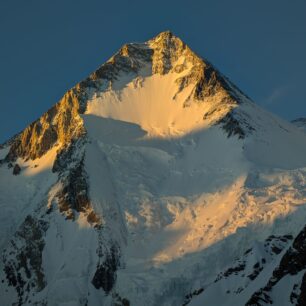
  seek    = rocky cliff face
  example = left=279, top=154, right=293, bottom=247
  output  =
left=4, top=88, right=86, bottom=162
left=246, top=225, right=306, bottom=306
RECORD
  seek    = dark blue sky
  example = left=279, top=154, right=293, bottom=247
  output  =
left=1, top=0, right=306, bottom=142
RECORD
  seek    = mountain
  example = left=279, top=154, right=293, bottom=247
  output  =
left=0, top=31, right=306, bottom=306
left=292, top=118, right=306, bottom=133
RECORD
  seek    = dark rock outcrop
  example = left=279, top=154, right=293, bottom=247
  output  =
left=186, top=235, right=292, bottom=305
left=3, top=215, right=48, bottom=305
left=246, top=225, right=306, bottom=305
left=183, top=288, right=204, bottom=306
left=92, top=245, right=120, bottom=293
left=53, top=138, right=100, bottom=224
left=56, top=154, right=90, bottom=219
left=297, top=272, right=306, bottom=306
left=217, top=111, right=256, bottom=139
left=12, top=164, right=21, bottom=175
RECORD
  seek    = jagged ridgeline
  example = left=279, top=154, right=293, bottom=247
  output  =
left=2, top=31, right=252, bottom=164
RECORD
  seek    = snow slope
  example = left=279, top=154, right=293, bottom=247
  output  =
left=0, top=31, right=306, bottom=306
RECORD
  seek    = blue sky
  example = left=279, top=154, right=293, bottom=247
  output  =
left=0, top=0, right=306, bottom=142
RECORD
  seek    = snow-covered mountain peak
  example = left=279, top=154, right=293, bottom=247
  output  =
left=83, top=31, right=253, bottom=138
left=1, top=31, right=251, bottom=163
left=1, top=32, right=306, bottom=306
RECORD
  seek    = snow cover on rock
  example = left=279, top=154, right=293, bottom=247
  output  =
left=0, top=31, right=306, bottom=306
left=292, top=117, right=306, bottom=133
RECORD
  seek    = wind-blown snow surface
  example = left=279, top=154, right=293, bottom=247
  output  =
left=1, top=32, right=306, bottom=306
left=80, top=70, right=306, bottom=305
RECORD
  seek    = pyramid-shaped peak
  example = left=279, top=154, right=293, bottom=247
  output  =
left=149, top=30, right=185, bottom=47
left=114, top=31, right=183, bottom=61
left=2, top=31, right=252, bottom=162
left=102, top=30, right=196, bottom=77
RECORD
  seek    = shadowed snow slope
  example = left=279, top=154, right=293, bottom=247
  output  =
left=0, top=31, right=306, bottom=306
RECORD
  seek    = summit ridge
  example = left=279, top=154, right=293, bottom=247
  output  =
left=2, top=32, right=251, bottom=162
